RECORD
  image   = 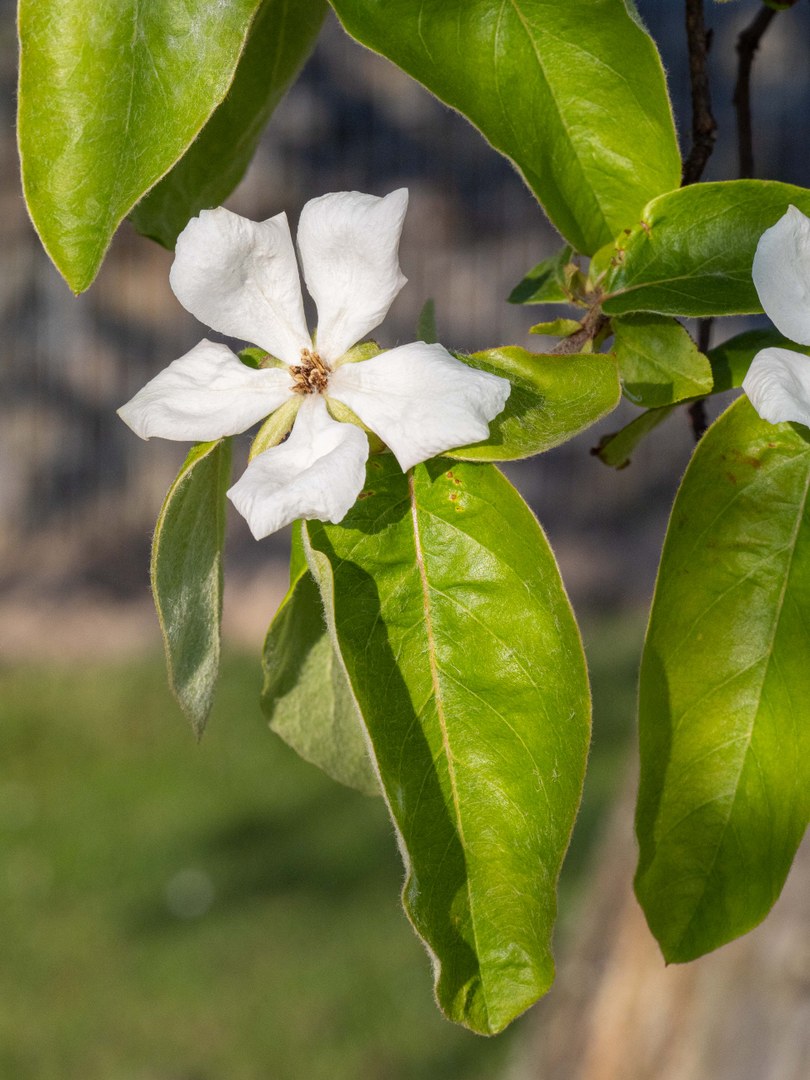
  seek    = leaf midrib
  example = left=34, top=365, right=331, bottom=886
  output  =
left=408, top=471, right=491, bottom=1026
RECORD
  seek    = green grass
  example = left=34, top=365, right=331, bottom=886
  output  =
left=0, top=615, right=640, bottom=1079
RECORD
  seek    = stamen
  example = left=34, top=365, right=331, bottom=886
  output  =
left=290, top=348, right=331, bottom=395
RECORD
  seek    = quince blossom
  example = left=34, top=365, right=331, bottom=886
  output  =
left=118, top=190, right=510, bottom=538
left=743, top=205, right=810, bottom=426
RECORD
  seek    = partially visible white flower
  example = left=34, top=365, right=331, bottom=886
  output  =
left=743, top=204, right=810, bottom=427
left=118, top=190, right=510, bottom=538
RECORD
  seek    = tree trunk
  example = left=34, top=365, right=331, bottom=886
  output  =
left=513, top=774, right=810, bottom=1080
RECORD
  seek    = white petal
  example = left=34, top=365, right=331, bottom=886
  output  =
left=170, top=207, right=310, bottom=363
left=297, top=189, right=409, bottom=362
left=328, top=342, right=511, bottom=471
left=227, top=395, right=369, bottom=539
left=743, top=347, right=810, bottom=428
left=752, top=205, right=810, bottom=346
left=117, top=340, right=294, bottom=441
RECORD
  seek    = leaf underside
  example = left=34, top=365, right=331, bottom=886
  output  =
left=151, top=439, right=232, bottom=738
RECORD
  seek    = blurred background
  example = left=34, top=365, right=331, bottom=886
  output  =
left=2, top=2, right=809, bottom=1077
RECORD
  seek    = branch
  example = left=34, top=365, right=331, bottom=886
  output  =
left=550, top=309, right=609, bottom=355
left=682, top=0, right=717, bottom=186
left=733, top=2, right=796, bottom=179
left=687, top=318, right=713, bottom=442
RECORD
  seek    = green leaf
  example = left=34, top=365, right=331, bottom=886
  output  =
left=602, top=181, right=810, bottom=317
left=594, top=329, right=810, bottom=471
left=445, top=347, right=620, bottom=460
left=131, top=0, right=327, bottom=248
left=417, top=298, right=438, bottom=344
left=19, top=0, right=264, bottom=292
left=151, top=439, right=232, bottom=738
left=508, top=245, right=575, bottom=305
left=329, top=0, right=680, bottom=254
left=708, top=329, right=810, bottom=394
left=262, top=526, right=379, bottom=796
left=612, top=314, right=713, bottom=407
left=636, top=397, right=810, bottom=962
left=592, top=404, right=677, bottom=469
left=303, top=456, right=590, bottom=1033
left=592, top=329, right=810, bottom=470
left=529, top=318, right=582, bottom=338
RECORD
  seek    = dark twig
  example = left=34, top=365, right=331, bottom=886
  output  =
left=682, top=1, right=716, bottom=439
left=682, top=0, right=717, bottom=186
left=687, top=319, right=714, bottom=441
left=734, top=2, right=795, bottom=178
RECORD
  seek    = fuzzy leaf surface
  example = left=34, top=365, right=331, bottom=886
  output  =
left=19, top=0, right=263, bottom=290
left=131, top=0, right=327, bottom=248
left=151, top=439, right=231, bottom=737
left=636, top=398, right=810, bottom=962
left=303, top=455, right=590, bottom=1032
left=447, top=348, right=620, bottom=460
left=329, top=0, right=680, bottom=254
left=602, top=181, right=810, bottom=317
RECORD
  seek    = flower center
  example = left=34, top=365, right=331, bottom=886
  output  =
left=290, top=348, right=330, bottom=395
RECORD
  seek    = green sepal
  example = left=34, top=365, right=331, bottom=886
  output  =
left=261, top=524, right=379, bottom=796
left=150, top=438, right=232, bottom=738
left=636, top=397, right=810, bottom=962
left=335, top=341, right=384, bottom=365
left=302, top=455, right=590, bottom=1032
left=612, top=314, right=713, bottom=408
left=250, top=398, right=302, bottom=460
left=131, top=0, right=327, bottom=248
left=238, top=347, right=286, bottom=370
left=445, top=347, right=620, bottom=460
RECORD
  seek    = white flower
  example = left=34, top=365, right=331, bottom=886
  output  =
left=743, top=205, right=810, bottom=427
left=118, top=190, right=510, bottom=539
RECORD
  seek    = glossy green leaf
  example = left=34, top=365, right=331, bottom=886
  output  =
left=151, top=439, right=232, bottom=738
left=592, top=404, right=677, bottom=469
left=329, top=0, right=680, bottom=254
left=131, top=0, right=327, bottom=248
left=445, top=347, right=620, bottom=460
left=508, top=246, right=575, bottom=305
left=262, top=525, right=378, bottom=796
left=708, top=329, right=810, bottom=394
left=592, top=329, right=810, bottom=470
left=612, top=314, right=713, bottom=408
left=19, top=0, right=263, bottom=291
left=602, top=181, right=810, bottom=317
left=303, top=455, right=590, bottom=1033
left=636, top=397, right=810, bottom=962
